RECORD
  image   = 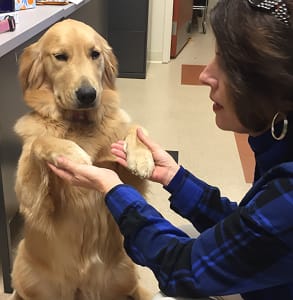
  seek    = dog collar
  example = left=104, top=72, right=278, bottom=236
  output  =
left=0, top=15, right=16, bottom=33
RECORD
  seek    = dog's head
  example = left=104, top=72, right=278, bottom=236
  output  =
left=19, top=19, right=118, bottom=119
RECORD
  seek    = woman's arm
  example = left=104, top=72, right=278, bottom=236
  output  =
left=164, top=166, right=238, bottom=232
left=48, top=154, right=293, bottom=298
left=105, top=179, right=293, bottom=298
left=112, top=129, right=239, bottom=231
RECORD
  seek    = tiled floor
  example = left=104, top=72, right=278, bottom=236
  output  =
left=1, top=4, right=249, bottom=300
left=181, top=64, right=206, bottom=85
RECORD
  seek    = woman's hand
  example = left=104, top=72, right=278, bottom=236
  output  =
left=48, top=158, right=122, bottom=194
left=111, top=128, right=180, bottom=186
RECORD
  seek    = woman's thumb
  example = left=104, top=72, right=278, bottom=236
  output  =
left=136, top=128, right=159, bottom=152
left=56, top=156, right=74, bottom=172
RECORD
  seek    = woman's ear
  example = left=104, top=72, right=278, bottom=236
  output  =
left=18, top=41, right=45, bottom=92
left=101, top=39, right=118, bottom=90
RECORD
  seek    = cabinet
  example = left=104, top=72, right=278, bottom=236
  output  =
left=107, top=0, right=149, bottom=79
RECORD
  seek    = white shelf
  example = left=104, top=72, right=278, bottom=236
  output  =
left=0, top=0, right=89, bottom=58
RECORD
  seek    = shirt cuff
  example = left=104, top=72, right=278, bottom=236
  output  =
left=164, top=165, right=186, bottom=193
left=105, top=184, right=148, bottom=223
left=164, top=166, right=205, bottom=218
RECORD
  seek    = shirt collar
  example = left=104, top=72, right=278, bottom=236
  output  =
left=248, top=114, right=293, bottom=181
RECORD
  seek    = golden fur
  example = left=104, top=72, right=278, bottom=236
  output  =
left=11, top=19, right=154, bottom=300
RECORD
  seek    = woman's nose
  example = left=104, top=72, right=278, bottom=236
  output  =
left=198, top=61, right=218, bottom=88
left=198, top=65, right=209, bottom=85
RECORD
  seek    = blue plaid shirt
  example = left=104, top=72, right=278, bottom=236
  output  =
left=105, top=120, right=293, bottom=300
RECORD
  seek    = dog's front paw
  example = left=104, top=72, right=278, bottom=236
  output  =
left=51, top=141, right=92, bottom=166
left=126, top=145, right=155, bottom=178
left=32, top=136, right=92, bottom=166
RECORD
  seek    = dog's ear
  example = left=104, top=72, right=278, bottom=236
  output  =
left=102, top=40, right=118, bottom=90
left=19, top=42, right=45, bottom=92
left=18, top=41, right=58, bottom=117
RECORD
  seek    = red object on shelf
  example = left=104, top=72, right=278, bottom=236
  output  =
left=171, top=0, right=193, bottom=58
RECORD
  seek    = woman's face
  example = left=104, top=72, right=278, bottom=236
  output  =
left=199, top=51, right=248, bottom=134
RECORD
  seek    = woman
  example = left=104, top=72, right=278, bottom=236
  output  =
left=49, top=0, right=293, bottom=299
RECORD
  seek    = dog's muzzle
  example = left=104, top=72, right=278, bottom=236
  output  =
left=76, top=85, right=97, bottom=108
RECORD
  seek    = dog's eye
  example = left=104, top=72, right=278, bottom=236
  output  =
left=91, top=50, right=100, bottom=60
left=54, top=53, right=68, bottom=61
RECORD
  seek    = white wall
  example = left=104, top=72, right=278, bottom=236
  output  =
left=147, top=0, right=173, bottom=63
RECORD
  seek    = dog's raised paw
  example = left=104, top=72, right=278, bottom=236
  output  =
left=127, top=148, right=155, bottom=179
left=49, top=140, right=92, bottom=166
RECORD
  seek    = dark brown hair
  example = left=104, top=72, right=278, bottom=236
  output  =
left=210, top=0, right=293, bottom=132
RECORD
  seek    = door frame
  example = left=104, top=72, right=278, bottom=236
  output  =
left=162, top=0, right=174, bottom=63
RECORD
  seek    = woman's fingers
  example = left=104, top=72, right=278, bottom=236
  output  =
left=55, top=156, right=77, bottom=172
left=111, top=141, right=127, bottom=162
left=48, top=162, right=73, bottom=182
left=111, top=141, right=125, bottom=153
left=136, top=128, right=160, bottom=152
left=48, top=157, right=82, bottom=180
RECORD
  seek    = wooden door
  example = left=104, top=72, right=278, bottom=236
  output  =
left=171, top=0, right=193, bottom=58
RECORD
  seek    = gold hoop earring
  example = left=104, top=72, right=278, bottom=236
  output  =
left=271, top=112, right=288, bottom=141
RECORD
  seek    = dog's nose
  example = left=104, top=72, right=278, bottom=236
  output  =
left=76, top=86, right=97, bottom=107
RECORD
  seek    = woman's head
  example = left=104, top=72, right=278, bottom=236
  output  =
left=206, top=0, right=293, bottom=133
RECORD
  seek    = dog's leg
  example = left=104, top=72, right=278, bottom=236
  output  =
left=128, top=285, right=154, bottom=300
left=8, top=291, right=23, bottom=300
left=11, top=279, right=76, bottom=300
left=124, top=126, right=155, bottom=179
left=99, top=256, right=153, bottom=300
left=11, top=241, right=77, bottom=300
left=31, top=136, right=92, bottom=166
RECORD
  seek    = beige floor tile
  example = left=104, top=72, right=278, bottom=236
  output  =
left=0, top=294, right=10, bottom=300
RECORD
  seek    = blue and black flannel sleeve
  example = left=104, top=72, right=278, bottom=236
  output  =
left=164, top=166, right=238, bottom=232
left=105, top=165, right=293, bottom=298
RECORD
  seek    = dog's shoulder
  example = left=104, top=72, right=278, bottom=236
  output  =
left=14, top=112, right=64, bottom=141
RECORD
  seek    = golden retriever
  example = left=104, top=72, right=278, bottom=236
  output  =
left=11, top=19, right=155, bottom=300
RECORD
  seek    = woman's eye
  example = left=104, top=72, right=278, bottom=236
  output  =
left=54, top=53, right=68, bottom=61
left=91, top=50, right=100, bottom=60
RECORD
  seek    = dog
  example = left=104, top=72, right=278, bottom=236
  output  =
left=10, top=19, right=155, bottom=300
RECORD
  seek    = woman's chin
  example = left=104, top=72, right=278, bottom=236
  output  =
left=215, top=117, right=248, bottom=133
left=215, top=117, right=232, bottom=131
